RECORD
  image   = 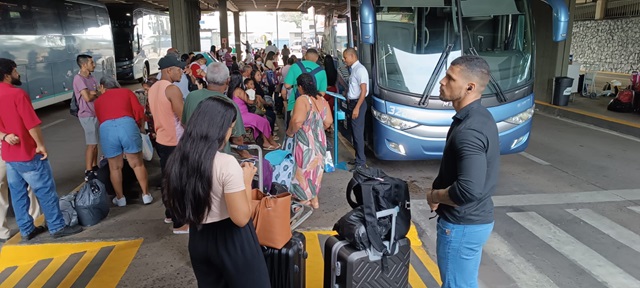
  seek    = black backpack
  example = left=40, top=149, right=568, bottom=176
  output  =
left=70, top=94, right=79, bottom=117
left=345, top=167, right=411, bottom=255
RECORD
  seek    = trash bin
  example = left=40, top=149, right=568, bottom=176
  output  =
left=552, top=77, right=574, bottom=106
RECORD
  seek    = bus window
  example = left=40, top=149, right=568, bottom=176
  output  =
left=32, top=2, right=63, bottom=35
left=60, top=2, right=85, bottom=35
left=81, top=6, right=100, bottom=31
left=0, top=1, right=35, bottom=35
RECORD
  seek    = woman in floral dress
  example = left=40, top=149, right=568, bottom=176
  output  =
left=286, top=73, right=333, bottom=208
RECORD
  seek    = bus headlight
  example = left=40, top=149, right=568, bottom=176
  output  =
left=504, top=106, right=535, bottom=125
left=372, top=109, right=419, bottom=130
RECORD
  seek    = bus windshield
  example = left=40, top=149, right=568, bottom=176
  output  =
left=376, top=0, right=533, bottom=97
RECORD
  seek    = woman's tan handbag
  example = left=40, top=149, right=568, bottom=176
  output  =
left=252, top=190, right=292, bottom=249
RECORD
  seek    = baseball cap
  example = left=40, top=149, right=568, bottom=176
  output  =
left=158, top=54, right=186, bottom=70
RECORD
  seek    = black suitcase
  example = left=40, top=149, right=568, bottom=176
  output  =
left=262, top=231, right=307, bottom=288
left=324, top=236, right=410, bottom=288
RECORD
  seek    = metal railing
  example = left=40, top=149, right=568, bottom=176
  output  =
left=575, top=3, right=597, bottom=21
left=605, top=0, right=640, bottom=18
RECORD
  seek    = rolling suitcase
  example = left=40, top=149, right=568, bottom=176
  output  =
left=324, top=207, right=410, bottom=288
left=324, top=236, right=410, bottom=288
left=262, top=231, right=307, bottom=288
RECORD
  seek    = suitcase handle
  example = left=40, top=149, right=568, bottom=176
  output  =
left=231, top=144, right=264, bottom=192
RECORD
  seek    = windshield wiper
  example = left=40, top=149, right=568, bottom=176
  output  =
left=468, top=47, right=508, bottom=103
left=418, top=43, right=454, bottom=107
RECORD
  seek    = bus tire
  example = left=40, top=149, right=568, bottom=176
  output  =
left=139, top=63, right=149, bottom=83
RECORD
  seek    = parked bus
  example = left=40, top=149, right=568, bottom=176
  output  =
left=327, top=0, right=569, bottom=160
left=106, top=4, right=171, bottom=82
left=0, top=0, right=115, bottom=109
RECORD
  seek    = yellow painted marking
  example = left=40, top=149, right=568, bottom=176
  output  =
left=407, top=224, right=423, bottom=247
left=535, top=100, right=640, bottom=128
left=0, top=239, right=142, bottom=287
left=0, top=262, right=36, bottom=288
left=413, top=243, right=442, bottom=285
left=408, top=264, right=428, bottom=288
left=305, top=232, right=324, bottom=288
left=58, top=248, right=100, bottom=287
left=87, top=239, right=142, bottom=287
left=28, top=255, right=70, bottom=288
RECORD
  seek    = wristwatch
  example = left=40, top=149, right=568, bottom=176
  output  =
left=2, top=134, right=7, bottom=142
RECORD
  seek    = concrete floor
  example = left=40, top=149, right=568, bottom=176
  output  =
left=2, top=89, right=640, bottom=287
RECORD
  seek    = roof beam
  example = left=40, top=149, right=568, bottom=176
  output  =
left=251, top=0, right=257, bottom=9
left=227, top=0, right=239, bottom=12
left=276, top=0, right=281, bottom=9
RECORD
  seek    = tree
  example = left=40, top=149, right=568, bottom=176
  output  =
left=279, top=12, right=304, bottom=28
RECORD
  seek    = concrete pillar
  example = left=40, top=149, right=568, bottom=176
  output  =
left=532, top=0, right=575, bottom=103
left=595, top=0, right=607, bottom=20
left=169, top=0, right=201, bottom=54
left=233, top=12, right=242, bottom=62
left=218, top=0, right=229, bottom=53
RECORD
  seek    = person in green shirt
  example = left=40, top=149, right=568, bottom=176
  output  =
left=183, top=62, right=251, bottom=159
left=282, top=49, right=327, bottom=128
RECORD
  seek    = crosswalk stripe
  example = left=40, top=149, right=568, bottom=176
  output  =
left=508, top=212, right=640, bottom=288
left=628, top=206, right=640, bottom=214
left=28, top=255, right=70, bottom=288
left=567, top=208, right=640, bottom=254
left=484, top=233, right=558, bottom=288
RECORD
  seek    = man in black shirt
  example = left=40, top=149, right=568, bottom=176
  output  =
left=426, top=55, right=499, bottom=288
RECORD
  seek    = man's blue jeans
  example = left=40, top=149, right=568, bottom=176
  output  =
left=6, top=154, right=65, bottom=236
left=436, top=218, right=494, bottom=288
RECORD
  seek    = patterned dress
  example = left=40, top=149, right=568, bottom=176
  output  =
left=290, top=95, right=328, bottom=201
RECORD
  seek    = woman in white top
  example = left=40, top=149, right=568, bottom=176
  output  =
left=164, top=97, right=269, bottom=288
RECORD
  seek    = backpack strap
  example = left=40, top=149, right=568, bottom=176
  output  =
left=359, top=180, right=390, bottom=256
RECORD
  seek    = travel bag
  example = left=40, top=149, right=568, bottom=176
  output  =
left=262, top=231, right=307, bottom=288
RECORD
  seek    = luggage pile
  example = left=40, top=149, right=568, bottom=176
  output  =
left=325, top=167, right=412, bottom=288
left=232, top=144, right=309, bottom=288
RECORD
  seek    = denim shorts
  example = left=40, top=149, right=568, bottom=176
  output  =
left=99, top=116, right=142, bottom=158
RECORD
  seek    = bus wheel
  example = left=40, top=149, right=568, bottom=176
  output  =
left=140, top=64, right=149, bottom=83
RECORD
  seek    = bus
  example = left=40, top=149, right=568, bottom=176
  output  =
left=327, top=0, right=569, bottom=160
left=0, top=0, right=115, bottom=109
left=106, top=4, right=171, bottom=82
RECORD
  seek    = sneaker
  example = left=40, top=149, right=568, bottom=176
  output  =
left=84, top=170, right=94, bottom=182
left=52, top=225, right=83, bottom=239
left=23, top=226, right=46, bottom=241
left=173, top=224, right=189, bottom=234
left=142, top=194, right=153, bottom=205
left=349, top=164, right=367, bottom=172
left=91, top=165, right=99, bottom=177
left=112, top=196, right=127, bottom=207
left=164, top=218, right=173, bottom=224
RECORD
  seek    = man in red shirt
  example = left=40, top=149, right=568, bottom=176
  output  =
left=0, top=58, right=83, bottom=240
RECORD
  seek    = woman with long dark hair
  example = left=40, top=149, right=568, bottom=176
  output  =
left=164, top=97, right=269, bottom=288
left=286, top=73, right=333, bottom=208
left=228, top=72, right=280, bottom=150
left=250, top=69, right=277, bottom=132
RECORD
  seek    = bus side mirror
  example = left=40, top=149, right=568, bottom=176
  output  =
left=541, top=0, right=569, bottom=42
left=359, top=0, right=375, bottom=45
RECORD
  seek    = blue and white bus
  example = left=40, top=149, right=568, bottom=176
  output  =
left=0, top=0, right=115, bottom=109
left=329, top=0, right=569, bottom=160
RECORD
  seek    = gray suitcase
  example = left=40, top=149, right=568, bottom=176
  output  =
left=324, top=207, right=410, bottom=288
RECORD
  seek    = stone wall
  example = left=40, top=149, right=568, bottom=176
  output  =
left=571, top=18, right=640, bottom=73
